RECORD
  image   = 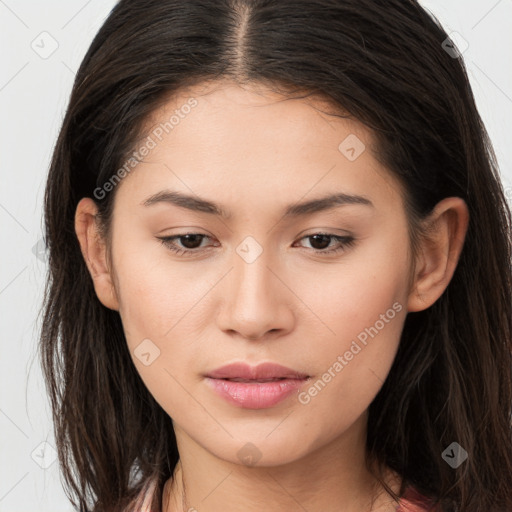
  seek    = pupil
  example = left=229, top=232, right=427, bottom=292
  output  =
left=310, top=234, right=330, bottom=250
left=181, top=234, right=203, bottom=249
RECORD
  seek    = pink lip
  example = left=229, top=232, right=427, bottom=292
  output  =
left=204, top=362, right=310, bottom=409
left=205, top=362, right=309, bottom=380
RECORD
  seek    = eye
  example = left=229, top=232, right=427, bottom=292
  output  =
left=293, top=233, right=356, bottom=255
left=157, top=233, right=215, bottom=256
left=156, top=232, right=356, bottom=257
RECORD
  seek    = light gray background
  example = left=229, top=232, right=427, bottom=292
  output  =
left=1, top=1, right=511, bottom=510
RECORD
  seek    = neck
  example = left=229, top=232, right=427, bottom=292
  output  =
left=162, top=417, right=402, bottom=512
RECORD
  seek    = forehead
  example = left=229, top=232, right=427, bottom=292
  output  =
left=143, top=79, right=371, bottom=148
left=113, top=80, right=404, bottom=219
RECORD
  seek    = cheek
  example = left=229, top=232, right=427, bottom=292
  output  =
left=293, top=224, right=410, bottom=341
left=292, top=234, right=409, bottom=418
left=113, top=253, right=198, bottom=413
left=294, top=297, right=406, bottom=446
left=112, top=244, right=217, bottom=406
left=113, top=241, right=205, bottom=342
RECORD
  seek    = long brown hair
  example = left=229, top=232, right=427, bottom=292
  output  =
left=40, top=1, right=512, bottom=510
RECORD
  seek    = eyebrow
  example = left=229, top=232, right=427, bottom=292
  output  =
left=142, top=189, right=374, bottom=219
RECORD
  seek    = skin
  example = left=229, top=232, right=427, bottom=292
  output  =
left=75, top=80, right=469, bottom=512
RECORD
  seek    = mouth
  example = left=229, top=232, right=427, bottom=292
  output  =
left=204, top=362, right=311, bottom=409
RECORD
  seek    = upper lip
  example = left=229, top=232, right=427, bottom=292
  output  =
left=206, top=362, right=309, bottom=380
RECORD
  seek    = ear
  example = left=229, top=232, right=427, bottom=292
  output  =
left=407, top=197, right=469, bottom=312
left=74, top=197, right=119, bottom=311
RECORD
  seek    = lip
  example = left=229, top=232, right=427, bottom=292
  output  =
left=204, top=362, right=311, bottom=409
left=205, top=362, right=309, bottom=380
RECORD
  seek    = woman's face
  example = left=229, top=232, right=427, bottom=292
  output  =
left=103, top=80, right=414, bottom=466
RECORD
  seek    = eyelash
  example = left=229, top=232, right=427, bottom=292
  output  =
left=157, top=232, right=356, bottom=257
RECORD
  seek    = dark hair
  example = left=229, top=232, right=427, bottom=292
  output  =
left=40, top=0, right=512, bottom=511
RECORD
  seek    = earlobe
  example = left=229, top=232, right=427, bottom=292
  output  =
left=74, top=197, right=119, bottom=311
left=407, top=197, right=469, bottom=312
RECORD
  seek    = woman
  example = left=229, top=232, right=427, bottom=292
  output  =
left=40, top=1, right=512, bottom=511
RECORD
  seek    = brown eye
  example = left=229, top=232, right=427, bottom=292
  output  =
left=175, top=234, right=206, bottom=249
left=157, top=233, right=214, bottom=256
left=295, top=233, right=356, bottom=255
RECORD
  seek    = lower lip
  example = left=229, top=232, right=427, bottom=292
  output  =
left=205, top=377, right=308, bottom=409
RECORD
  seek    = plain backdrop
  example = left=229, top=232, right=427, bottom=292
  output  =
left=1, top=1, right=511, bottom=510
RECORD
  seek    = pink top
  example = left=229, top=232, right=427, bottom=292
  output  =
left=136, top=479, right=434, bottom=511
left=397, top=485, right=435, bottom=511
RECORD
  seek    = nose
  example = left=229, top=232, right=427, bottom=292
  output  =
left=216, top=249, right=295, bottom=341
